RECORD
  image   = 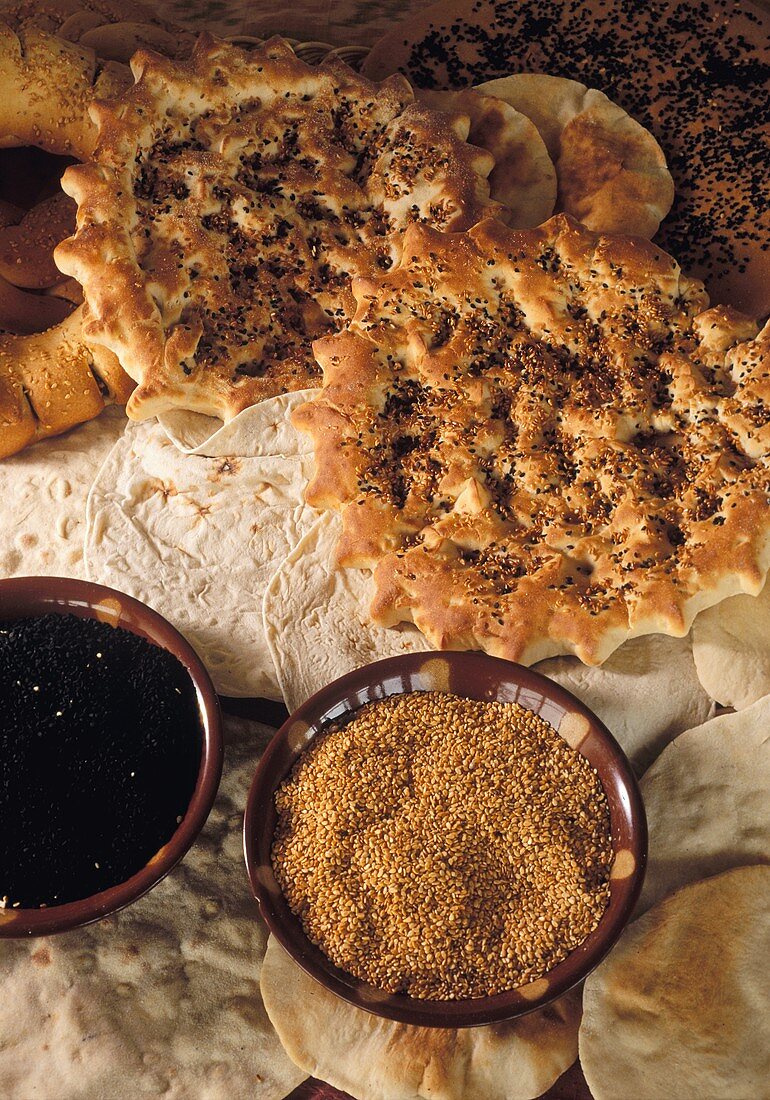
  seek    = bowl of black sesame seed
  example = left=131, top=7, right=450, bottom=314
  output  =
left=0, top=575, right=223, bottom=937
left=244, top=651, right=646, bottom=1027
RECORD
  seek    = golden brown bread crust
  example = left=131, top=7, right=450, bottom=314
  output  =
left=0, top=17, right=135, bottom=456
left=55, top=34, right=503, bottom=422
left=0, top=21, right=131, bottom=159
left=0, top=0, right=194, bottom=61
left=293, top=214, right=770, bottom=666
left=417, top=88, right=557, bottom=228
left=0, top=304, right=132, bottom=458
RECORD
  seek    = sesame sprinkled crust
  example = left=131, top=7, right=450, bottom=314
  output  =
left=55, top=35, right=502, bottom=422
left=0, top=306, right=134, bottom=459
left=0, top=20, right=131, bottom=160
left=362, top=0, right=770, bottom=319
left=293, top=213, right=770, bottom=666
left=272, top=691, right=612, bottom=1001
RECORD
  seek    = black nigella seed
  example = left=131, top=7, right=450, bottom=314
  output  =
left=0, top=614, right=202, bottom=909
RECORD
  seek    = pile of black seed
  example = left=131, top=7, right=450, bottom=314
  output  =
left=0, top=614, right=202, bottom=909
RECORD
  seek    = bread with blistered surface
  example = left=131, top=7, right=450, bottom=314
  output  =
left=294, top=214, right=770, bottom=666
left=56, top=35, right=502, bottom=422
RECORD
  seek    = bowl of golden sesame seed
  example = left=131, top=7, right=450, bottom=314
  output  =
left=244, top=651, right=646, bottom=1027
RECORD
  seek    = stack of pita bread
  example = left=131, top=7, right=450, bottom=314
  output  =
left=0, top=13, right=768, bottom=1100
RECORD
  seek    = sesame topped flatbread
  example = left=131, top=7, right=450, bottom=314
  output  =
left=294, top=214, right=770, bottom=666
left=56, top=35, right=502, bottom=422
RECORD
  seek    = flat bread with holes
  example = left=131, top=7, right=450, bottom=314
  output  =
left=636, top=697, right=770, bottom=915
left=261, top=935, right=582, bottom=1100
left=84, top=392, right=315, bottom=698
left=580, top=866, right=770, bottom=1100
left=0, top=714, right=304, bottom=1100
left=293, top=214, right=770, bottom=666
left=476, top=74, right=673, bottom=239
left=56, top=35, right=502, bottom=422
left=418, top=88, right=556, bottom=228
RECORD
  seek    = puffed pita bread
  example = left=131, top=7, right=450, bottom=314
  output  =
left=691, top=582, right=770, bottom=709
left=0, top=405, right=124, bottom=579
left=0, top=715, right=304, bottom=1100
left=84, top=393, right=315, bottom=698
left=637, top=698, right=770, bottom=915
left=262, top=512, right=712, bottom=766
left=580, top=866, right=770, bottom=1100
left=476, top=75, right=673, bottom=238
left=418, top=88, right=556, bottom=227
left=261, top=936, right=582, bottom=1100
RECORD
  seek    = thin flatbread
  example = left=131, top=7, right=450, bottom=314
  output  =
left=261, top=935, right=582, bottom=1100
left=84, top=393, right=314, bottom=698
left=262, top=511, right=712, bottom=766
left=418, top=88, right=556, bottom=227
left=0, top=714, right=304, bottom=1100
left=692, top=581, right=770, bottom=709
left=637, top=697, right=770, bottom=915
left=579, top=866, right=770, bottom=1100
left=0, top=406, right=125, bottom=578
left=476, top=74, right=673, bottom=239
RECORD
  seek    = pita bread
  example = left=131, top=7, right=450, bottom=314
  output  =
left=262, top=512, right=712, bottom=766
left=637, top=697, right=770, bottom=915
left=0, top=405, right=124, bottom=578
left=418, top=88, right=556, bottom=227
left=476, top=75, right=673, bottom=238
left=0, top=714, right=304, bottom=1100
left=84, top=393, right=315, bottom=699
left=580, top=866, right=770, bottom=1100
left=261, top=935, right=582, bottom=1100
left=691, top=582, right=770, bottom=709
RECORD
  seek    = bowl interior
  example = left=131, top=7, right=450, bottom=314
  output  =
left=0, top=576, right=223, bottom=937
left=245, top=650, right=646, bottom=1028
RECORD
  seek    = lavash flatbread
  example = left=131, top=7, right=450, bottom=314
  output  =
left=261, top=935, right=581, bottom=1100
left=84, top=393, right=315, bottom=698
left=0, top=407, right=125, bottom=579
left=262, top=512, right=713, bottom=766
left=691, top=582, right=770, bottom=709
left=157, top=390, right=316, bottom=458
left=476, top=74, right=673, bottom=238
left=0, top=714, right=304, bottom=1100
left=637, top=697, right=770, bottom=915
left=579, top=866, right=770, bottom=1100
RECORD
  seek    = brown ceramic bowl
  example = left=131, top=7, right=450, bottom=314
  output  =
left=0, top=576, right=223, bottom=938
left=244, top=651, right=646, bottom=1028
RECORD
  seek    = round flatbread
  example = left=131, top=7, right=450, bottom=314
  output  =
left=580, top=866, right=770, bottom=1100
left=418, top=88, right=556, bottom=227
left=261, top=935, right=582, bottom=1100
left=361, top=0, right=770, bottom=317
left=263, top=511, right=712, bottom=766
left=691, top=580, right=770, bottom=709
left=476, top=74, right=673, bottom=239
left=0, top=714, right=304, bottom=1100
left=0, top=404, right=124, bottom=577
left=638, top=697, right=770, bottom=915
left=84, top=392, right=315, bottom=698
